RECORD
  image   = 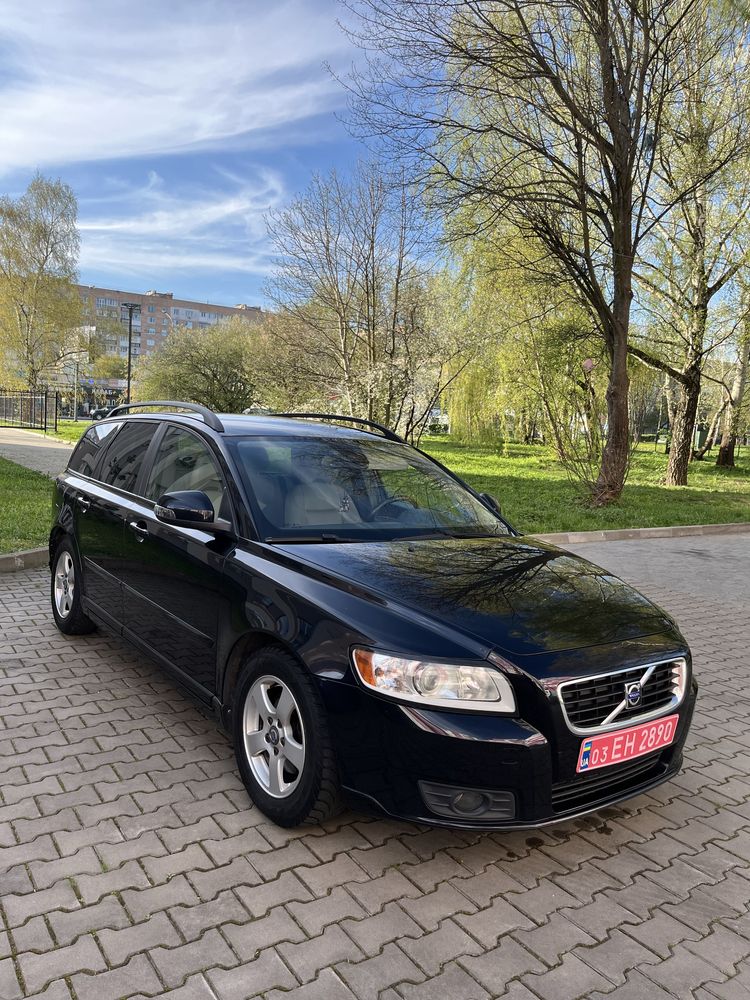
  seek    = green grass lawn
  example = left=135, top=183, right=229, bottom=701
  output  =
left=0, top=457, right=52, bottom=554
left=29, top=418, right=92, bottom=443
left=423, top=438, right=750, bottom=534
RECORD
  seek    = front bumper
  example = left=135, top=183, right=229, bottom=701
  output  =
left=321, top=675, right=698, bottom=829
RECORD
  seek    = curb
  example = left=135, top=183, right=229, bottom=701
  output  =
left=533, top=522, right=750, bottom=545
left=0, top=547, right=48, bottom=573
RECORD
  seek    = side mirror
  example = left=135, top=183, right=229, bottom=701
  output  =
left=154, top=490, right=231, bottom=533
left=479, top=492, right=502, bottom=517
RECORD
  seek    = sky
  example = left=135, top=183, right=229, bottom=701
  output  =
left=0, top=0, right=364, bottom=307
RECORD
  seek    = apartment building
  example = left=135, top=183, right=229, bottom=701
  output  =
left=78, top=285, right=263, bottom=359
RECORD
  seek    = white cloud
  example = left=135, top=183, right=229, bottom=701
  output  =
left=78, top=166, right=284, bottom=279
left=0, top=0, right=351, bottom=174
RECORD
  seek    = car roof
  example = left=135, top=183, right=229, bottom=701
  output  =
left=98, top=411, right=399, bottom=442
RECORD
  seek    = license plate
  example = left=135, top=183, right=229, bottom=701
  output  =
left=576, top=714, right=679, bottom=773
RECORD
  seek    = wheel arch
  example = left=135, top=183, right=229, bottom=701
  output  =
left=220, top=630, right=309, bottom=725
left=48, top=522, right=80, bottom=569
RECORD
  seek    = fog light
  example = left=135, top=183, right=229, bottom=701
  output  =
left=451, top=791, right=487, bottom=816
left=419, top=781, right=515, bottom=822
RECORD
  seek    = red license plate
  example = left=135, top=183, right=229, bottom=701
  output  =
left=576, top=714, right=679, bottom=773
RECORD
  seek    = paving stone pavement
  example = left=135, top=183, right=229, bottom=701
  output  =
left=1, top=535, right=749, bottom=1000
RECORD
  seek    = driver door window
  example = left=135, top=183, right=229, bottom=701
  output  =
left=146, top=426, right=227, bottom=519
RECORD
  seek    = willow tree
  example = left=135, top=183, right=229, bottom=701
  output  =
left=343, top=0, right=726, bottom=503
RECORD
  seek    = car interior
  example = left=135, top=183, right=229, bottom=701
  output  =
left=146, top=428, right=230, bottom=519
left=235, top=438, right=472, bottom=533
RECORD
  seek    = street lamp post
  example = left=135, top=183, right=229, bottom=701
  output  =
left=121, top=302, right=141, bottom=404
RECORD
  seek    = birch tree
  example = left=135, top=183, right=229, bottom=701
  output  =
left=629, top=7, right=750, bottom=484
left=0, top=174, right=81, bottom=389
left=716, top=295, right=750, bottom=466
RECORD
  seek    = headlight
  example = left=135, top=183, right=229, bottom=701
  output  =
left=351, top=649, right=516, bottom=713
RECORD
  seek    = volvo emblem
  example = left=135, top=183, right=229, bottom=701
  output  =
left=625, top=682, right=642, bottom=708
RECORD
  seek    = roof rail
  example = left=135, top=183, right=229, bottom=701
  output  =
left=107, top=400, right=224, bottom=433
left=270, top=412, right=404, bottom=443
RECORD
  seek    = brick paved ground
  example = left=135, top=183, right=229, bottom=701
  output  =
left=1, top=535, right=748, bottom=1000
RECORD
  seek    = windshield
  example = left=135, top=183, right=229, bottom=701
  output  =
left=227, top=435, right=510, bottom=542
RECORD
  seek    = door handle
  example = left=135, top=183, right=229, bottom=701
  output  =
left=76, top=496, right=91, bottom=513
left=128, top=520, right=149, bottom=542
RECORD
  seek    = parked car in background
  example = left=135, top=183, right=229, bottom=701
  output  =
left=427, top=407, right=450, bottom=434
left=49, top=402, right=697, bottom=828
left=90, top=405, right=113, bottom=421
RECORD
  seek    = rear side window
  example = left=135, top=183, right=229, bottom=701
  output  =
left=67, top=423, right=120, bottom=477
left=99, top=421, right=159, bottom=494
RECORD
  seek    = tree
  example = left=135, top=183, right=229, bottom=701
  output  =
left=134, top=317, right=262, bottom=412
left=446, top=251, right=613, bottom=488
left=92, top=354, right=128, bottom=381
left=716, top=294, right=750, bottom=466
left=343, top=0, right=734, bottom=503
left=628, top=5, right=750, bottom=484
left=0, top=174, right=81, bottom=389
left=265, top=163, right=475, bottom=440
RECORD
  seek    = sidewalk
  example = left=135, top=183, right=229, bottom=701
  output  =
left=0, top=426, right=74, bottom=477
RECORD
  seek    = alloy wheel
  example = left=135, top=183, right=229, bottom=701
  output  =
left=53, top=551, right=75, bottom=619
left=243, top=674, right=306, bottom=798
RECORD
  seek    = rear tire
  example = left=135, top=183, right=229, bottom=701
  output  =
left=233, top=648, right=342, bottom=827
left=51, top=539, right=96, bottom=635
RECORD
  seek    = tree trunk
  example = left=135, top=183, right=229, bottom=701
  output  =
left=595, top=341, right=630, bottom=503
left=666, top=375, right=700, bottom=485
left=593, top=221, right=631, bottom=504
left=716, top=325, right=750, bottom=467
left=716, top=429, right=736, bottom=468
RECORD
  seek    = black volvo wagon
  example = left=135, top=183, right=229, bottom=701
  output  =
left=49, top=402, right=697, bottom=828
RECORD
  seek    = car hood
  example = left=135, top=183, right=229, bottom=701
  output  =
left=278, top=535, right=679, bottom=658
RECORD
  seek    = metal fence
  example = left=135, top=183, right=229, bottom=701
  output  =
left=0, top=390, right=59, bottom=432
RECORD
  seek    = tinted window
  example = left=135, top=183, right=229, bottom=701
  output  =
left=100, top=421, right=158, bottom=493
left=68, top=422, right=120, bottom=477
left=145, top=427, right=227, bottom=516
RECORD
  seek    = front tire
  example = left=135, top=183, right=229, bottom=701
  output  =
left=51, top=539, right=96, bottom=635
left=233, top=648, right=341, bottom=827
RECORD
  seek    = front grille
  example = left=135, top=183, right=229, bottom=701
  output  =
left=551, top=753, right=665, bottom=813
left=558, top=659, right=686, bottom=734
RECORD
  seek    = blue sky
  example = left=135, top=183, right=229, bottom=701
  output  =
left=0, top=0, right=363, bottom=307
